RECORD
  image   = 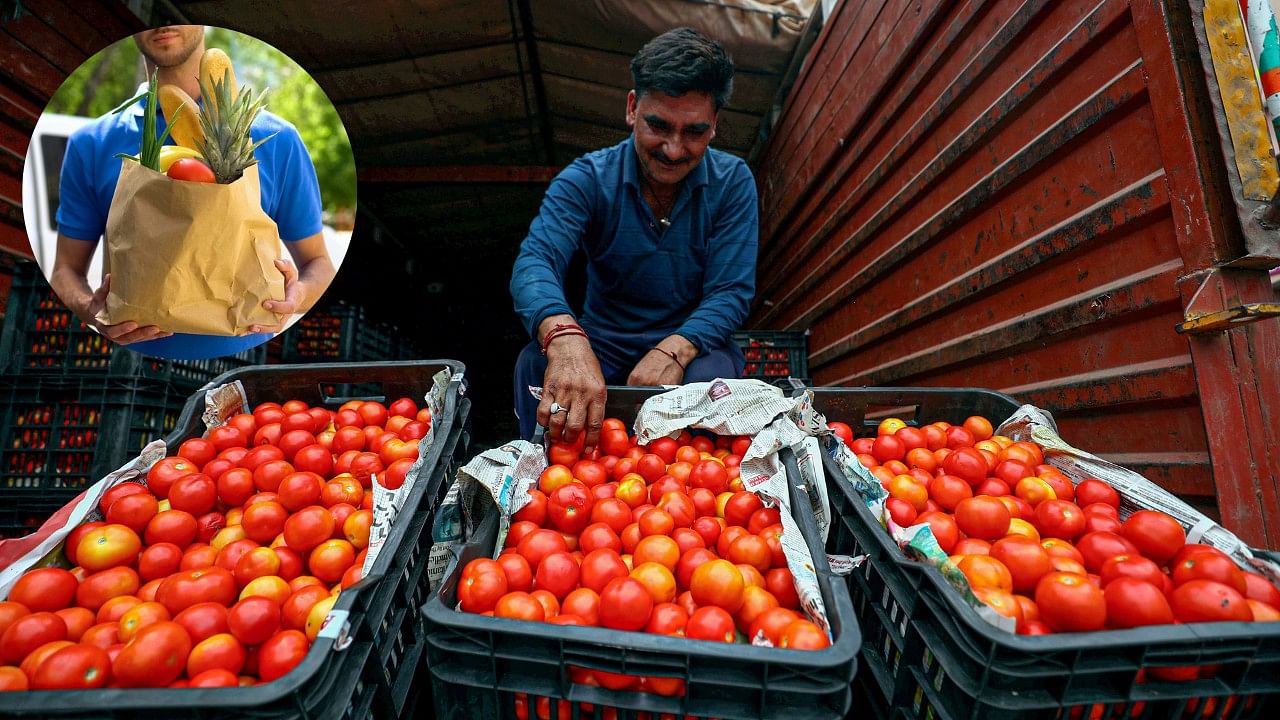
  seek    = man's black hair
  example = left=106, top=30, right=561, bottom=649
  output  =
left=631, top=27, right=735, bottom=110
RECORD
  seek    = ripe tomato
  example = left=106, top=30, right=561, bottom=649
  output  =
left=169, top=473, right=217, bottom=516
left=97, top=595, right=141, bottom=624
left=227, top=597, right=281, bottom=645
left=54, top=607, right=94, bottom=642
left=309, top=539, right=356, bottom=583
left=278, top=431, right=318, bottom=464
left=322, top=477, right=364, bottom=508
left=532, top=552, right=580, bottom=601
left=689, top=559, right=744, bottom=613
left=241, top=501, right=289, bottom=544
left=973, top=587, right=1024, bottom=630
left=10, top=568, right=77, bottom=613
left=547, top=483, right=594, bottom=534
left=0, top=612, right=67, bottom=664
left=827, top=422, right=854, bottom=448
left=234, top=547, right=282, bottom=587
left=765, top=568, right=801, bottom=610
left=579, top=549, right=629, bottom=594
left=257, top=629, right=308, bottom=682
left=1171, top=552, right=1247, bottom=594
left=912, top=511, right=958, bottom=554
left=1099, top=555, right=1164, bottom=588
left=1035, top=572, right=1106, bottom=632
left=734, top=585, right=780, bottom=631
left=941, top=448, right=987, bottom=485
left=688, top=460, right=729, bottom=494
left=172, top=602, right=229, bottom=644
left=517, top=529, right=570, bottom=569
left=779, top=619, right=831, bottom=650
left=954, top=497, right=1011, bottom=541
left=1170, top=580, right=1252, bottom=623
left=144, top=458, right=196, bottom=500
left=77, top=524, right=142, bottom=572
left=598, top=578, right=653, bottom=631
left=276, top=472, right=324, bottom=511
left=111, top=620, right=193, bottom=687
left=281, top=586, right=331, bottom=631
left=75, top=567, right=140, bottom=612
left=156, top=568, right=237, bottom=615
left=1075, top=531, right=1139, bottom=574
left=1119, top=511, right=1186, bottom=565
left=30, top=644, right=111, bottom=690
left=990, top=537, right=1053, bottom=594
left=629, top=562, right=677, bottom=604
left=1074, top=479, right=1119, bottom=509
left=1034, top=500, right=1086, bottom=541
left=956, top=555, right=1013, bottom=592
left=493, top=592, right=545, bottom=622
left=633, top=535, right=680, bottom=571
left=1103, top=577, right=1174, bottom=628
left=1244, top=573, right=1280, bottom=607
left=118, top=601, right=170, bottom=643
left=166, top=157, right=215, bottom=182
left=645, top=601, right=688, bottom=635
left=748, top=607, right=799, bottom=645
left=685, top=606, right=735, bottom=643
left=145, top=510, right=198, bottom=547
left=579, top=523, right=622, bottom=555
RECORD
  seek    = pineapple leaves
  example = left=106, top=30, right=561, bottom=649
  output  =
left=194, top=60, right=275, bottom=184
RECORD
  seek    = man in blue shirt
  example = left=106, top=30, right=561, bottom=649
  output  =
left=511, top=28, right=758, bottom=447
left=50, top=25, right=335, bottom=360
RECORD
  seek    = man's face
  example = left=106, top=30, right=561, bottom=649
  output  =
left=627, top=89, right=718, bottom=188
left=133, top=26, right=204, bottom=68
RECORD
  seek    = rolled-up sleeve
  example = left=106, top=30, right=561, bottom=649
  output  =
left=511, top=162, right=596, bottom=339
left=675, top=162, right=758, bottom=353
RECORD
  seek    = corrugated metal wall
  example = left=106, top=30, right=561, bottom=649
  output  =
left=751, top=0, right=1280, bottom=546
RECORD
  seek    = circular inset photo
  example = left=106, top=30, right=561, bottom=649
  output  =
left=21, top=24, right=354, bottom=360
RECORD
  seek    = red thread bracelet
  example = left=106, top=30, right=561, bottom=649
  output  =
left=651, top=347, right=685, bottom=370
left=541, top=323, right=587, bottom=354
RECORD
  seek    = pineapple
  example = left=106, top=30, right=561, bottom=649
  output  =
left=195, top=55, right=276, bottom=184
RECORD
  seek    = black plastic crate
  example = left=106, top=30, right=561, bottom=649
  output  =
left=733, top=330, right=808, bottom=381
left=277, top=302, right=398, bottom=363
left=810, top=386, right=1280, bottom=719
left=0, top=360, right=468, bottom=720
left=0, top=261, right=265, bottom=387
left=421, top=386, right=860, bottom=720
left=0, top=374, right=186, bottom=537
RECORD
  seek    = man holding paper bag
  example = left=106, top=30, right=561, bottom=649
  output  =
left=50, top=25, right=335, bottom=359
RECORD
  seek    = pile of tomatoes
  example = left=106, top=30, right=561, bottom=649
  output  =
left=0, top=395, right=431, bottom=692
left=835, top=415, right=1280, bottom=648
left=456, top=419, right=831, bottom=703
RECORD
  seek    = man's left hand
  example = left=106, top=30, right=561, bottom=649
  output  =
left=248, top=258, right=305, bottom=334
left=627, top=345, right=689, bottom=386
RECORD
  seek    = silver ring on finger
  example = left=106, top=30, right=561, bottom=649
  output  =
left=549, top=402, right=567, bottom=414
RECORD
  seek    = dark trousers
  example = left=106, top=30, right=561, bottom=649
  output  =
left=513, top=340, right=744, bottom=440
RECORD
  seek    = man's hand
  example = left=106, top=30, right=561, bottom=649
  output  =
left=626, top=349, right=684, bottom=386
left=85, top=274, right=172, bottom=344
left=537, top=317, right=608, bottom=449
left=627, top=335, right=697, bottom=386
left=248, top=258, right=302, bottom=334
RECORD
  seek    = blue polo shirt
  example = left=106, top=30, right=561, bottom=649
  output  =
left=511, top=137, right=758, bottom=372
left=57, top=90, right=323, bottom=360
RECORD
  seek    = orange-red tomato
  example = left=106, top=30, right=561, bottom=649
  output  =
left=1034, top=572, right=1106, bottom=632
left=779, top=619, right=830, bottom=650
left=257, top=629, right=308, bottom=682
left=110, top=621, right=193, bottom=688
left=689, top=560, right=744, bottom=613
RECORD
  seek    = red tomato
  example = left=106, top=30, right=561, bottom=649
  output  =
left=172, top=602, right=229, bottom=644
left=227, top=597, right=281, bottom=645
left=241, top=501, right=289, bottom=544
left=75, top=567, right=140, bottom=612
left=580, top=549, right=630, bottom=594
left=1098, top=555, right=1164, bottom=588
left=1104, top=577, right=1174, bottom=628
left=105, top=492, right=159, bottom=534
left=382, top=458, right=414, bottom=490
left=1034, top=572, right=1106, bottom=632
left=1075, top=532, right=1139, bottom=574
left=30, top=644, right=111, bottom=690
left=779, top=619, right=831, bottom=650
left=1171, top=552, right=1247, bottom=594
left=492, top=592, right=545, bottom=622
left=1074, top=479, right=1119, bottom=509
left=63, top=521, right=105, bottom=567
left=177, top=438, right=218, bottom=468
left=357, top=402, right=389, bottom=428
left=331, top=426, right=365, bottom=454
left=953, top=497, right=1011, bottom=541
left=107, top=620, right=191, bottom=687
left=308, top=540, right=356, bottom=584
left=291, top=445, right=334, bottom=478
left=144, top=510, right=198, bottom=547
left=517, top=529, right=570, bottom=569
left=9, top=568, right=77, bottom=613
left=1170, top=580, right=1252, bottom=623
left=827, top=422, right=853, bottom=447
left=459, top=559, right=509, bottom=614
left=0, top=612, right=67, bottom=664
left=495, top=553, right=533, bottom=593
left=578, top=523, right=623, bottom=555
left=167, top=473, right=217, bottom=516
left=276, top=472, right=324, bottom=511
left=166, top=157, right=215, bottom=182
left=942, top=448, right=988, bottom=485
left=1119, top=511, right=1186, bottom=565
left=915, top=511, right=959, bottom=554
left=281, top=587, right=330, bottom=631
left=547, top=483, right=594, bottom=534
left=598, top=578, right=654, bottom=631
left=1244, top=572, right=1280, bottom=607
left=138, top=543, right=184, bottom=582
left=388, top=397, right=417, bottom=419
left=1033, top=500, right=1086, bottom=541
left=156, top=568, right=237, bottom=615
left=685, top=606, right=735, bottom=643
left=257, top=630, right=308, bottom=682
left=534, top=552, right=581, bottom=601
left=990, top=537, right=1053, bottom=594
left=146, top=458, right=199, bottom=499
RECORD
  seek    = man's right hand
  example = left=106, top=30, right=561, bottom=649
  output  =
left=536, top=317, right=607, bottom=449
left=84, top=274, right=172, bottom=344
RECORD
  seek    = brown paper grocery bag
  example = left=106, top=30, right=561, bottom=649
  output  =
left=97, top=160, right=285, bottom=335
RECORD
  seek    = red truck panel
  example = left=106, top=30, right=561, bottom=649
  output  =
left=752, top=0, right=1280, bottom=546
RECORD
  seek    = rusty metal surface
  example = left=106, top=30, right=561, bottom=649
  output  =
left=752, top=0, right=1280, bottom=546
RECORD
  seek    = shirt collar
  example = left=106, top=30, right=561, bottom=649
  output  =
left=623, top=135, right=711, bottom=191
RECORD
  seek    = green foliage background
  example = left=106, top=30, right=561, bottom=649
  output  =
left=46, top=27, right=356, bottom=214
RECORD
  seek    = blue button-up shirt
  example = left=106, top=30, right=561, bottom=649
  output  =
left=56, top=90, right=323, bottom=360
left=511, top=137, right=758, bottom=373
